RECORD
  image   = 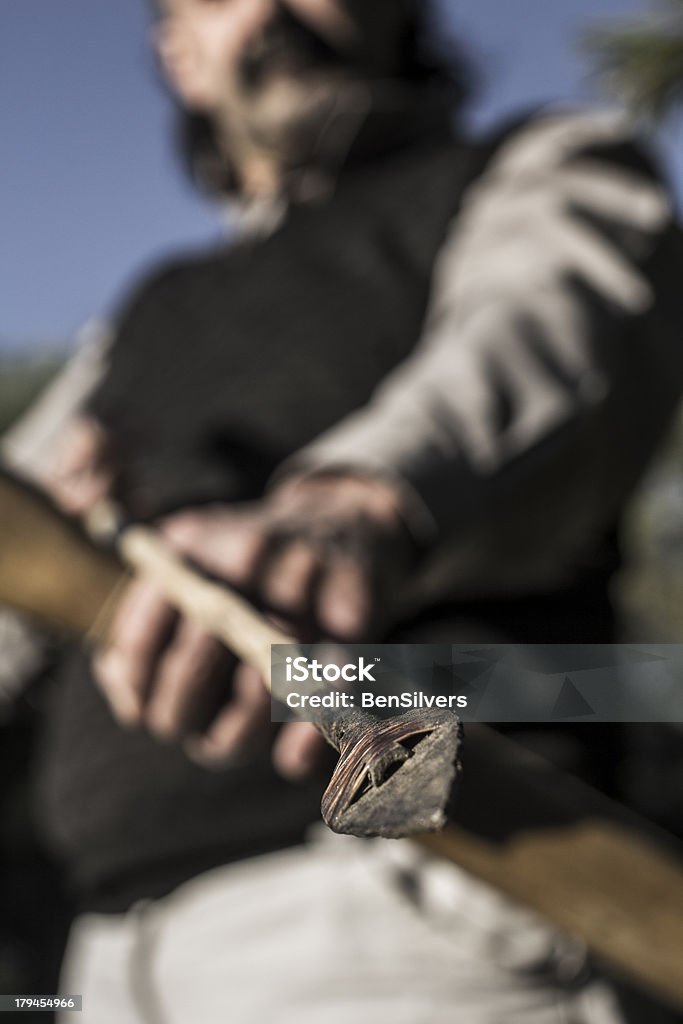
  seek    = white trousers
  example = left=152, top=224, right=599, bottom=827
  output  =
left=59, top=830, right=624, bottom=1024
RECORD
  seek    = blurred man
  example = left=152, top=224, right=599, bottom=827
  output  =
left=9, top=1, right=683, bottom=1021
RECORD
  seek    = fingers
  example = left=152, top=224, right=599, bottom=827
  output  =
left=94, top=578, right=176, bottom=726
left=92, top=476, right=412, bottom=770
left=95, top=576, right=234, bottom=741
left=185, top=662, right=273, bottom=768
left=187, top=667, right=329, bottom=782
left=163, top=483, right=404, bottom=639
left=259, top=540, right=319, bottom=615
left=164, top=509, right=265, bottom=585
left=272, top=721, right=329, bottom=781
left=96, top=578, right=328, bottom=779
left=48, top=416, right=113, bottom=514
left=317, top=554, right=372, bottom=639
left=166, top=506, right=369, bottom=636
left=144, top=620, right=226, bottom=741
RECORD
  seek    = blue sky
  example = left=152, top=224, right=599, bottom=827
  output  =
left=1, top=0, right=674, bottom=351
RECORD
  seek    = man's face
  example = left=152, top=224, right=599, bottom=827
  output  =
left=155, top=0, right=409, bottom=150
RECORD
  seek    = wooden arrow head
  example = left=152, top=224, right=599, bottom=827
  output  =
left=320, top=709, right=463, bottom=838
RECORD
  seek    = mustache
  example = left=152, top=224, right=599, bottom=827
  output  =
left=239, top=6, right=356, bottom=89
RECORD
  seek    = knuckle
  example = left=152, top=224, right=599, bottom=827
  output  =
left=146, top=711, right=180, bottom=742
left=174, top=629, right=220, bottom=679
left=114, top=587, right=170, bottom=659
left=230, top=531, right=266, bottom=580
left=163, top=513, right=204, bottom=550
left=120, top=627, right=155, bottom=663
left=92, top=653, right=141, bottom=726
left=93, top=649, right=127, bottom=692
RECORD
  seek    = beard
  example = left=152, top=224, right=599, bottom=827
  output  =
left=235, top=73, right=366, bottom=168
left=238, top=6, right=352, bottom=92
left=229, top=6, right=368, bottom=167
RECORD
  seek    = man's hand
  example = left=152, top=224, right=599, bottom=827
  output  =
left=166, top=473, right=415, bottom=639
left=94, top=472, right=417, bottom=777
left=47, top=415, right=114, bottom=515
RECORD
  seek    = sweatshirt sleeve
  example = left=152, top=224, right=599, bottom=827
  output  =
left=282, top=111, right=682, bottom=584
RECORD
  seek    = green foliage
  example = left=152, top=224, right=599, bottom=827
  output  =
left=588, top=1, right=683, bottom=122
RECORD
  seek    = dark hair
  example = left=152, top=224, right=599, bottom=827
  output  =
left=176, top=2, right=471, bottom=197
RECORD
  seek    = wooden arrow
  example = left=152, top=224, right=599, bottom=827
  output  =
left=0, top=464, right=681, bottom=1008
